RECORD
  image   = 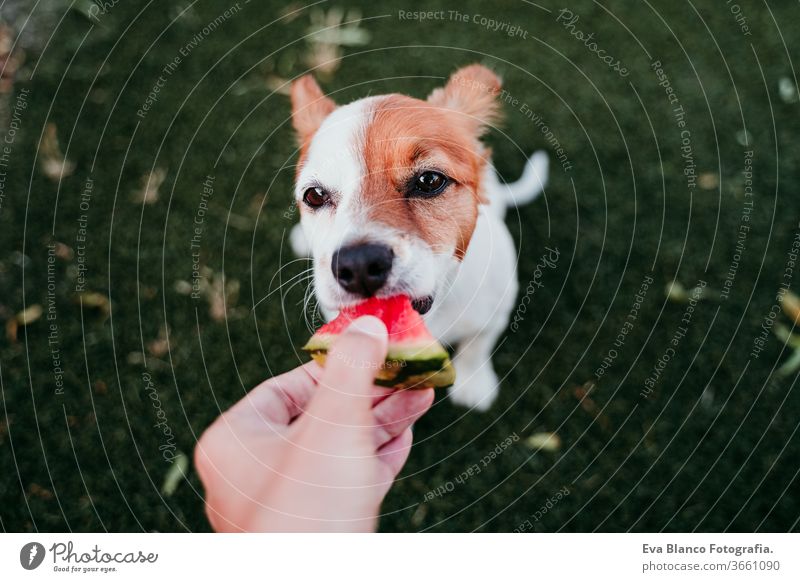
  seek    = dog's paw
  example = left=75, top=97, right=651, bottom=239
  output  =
left=448, top=365, right=499, bottom=412
left=289, top=223, right=310, bottom=257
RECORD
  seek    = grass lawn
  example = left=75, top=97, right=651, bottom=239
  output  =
left=1, top=0, right=799, bottom=532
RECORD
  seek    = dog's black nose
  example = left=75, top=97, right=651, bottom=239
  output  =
left=331, top=243, right=394, bottom=297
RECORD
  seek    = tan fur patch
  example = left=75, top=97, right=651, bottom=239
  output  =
left=362, top=94, right=490, bottom=259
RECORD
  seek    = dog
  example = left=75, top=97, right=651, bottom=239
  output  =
left=288, top=64, right=548, bottom=411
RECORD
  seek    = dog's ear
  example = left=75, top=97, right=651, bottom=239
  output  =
left=290, top=75, right=336, bottom=146
left=427, top=64, right=502, bottom=135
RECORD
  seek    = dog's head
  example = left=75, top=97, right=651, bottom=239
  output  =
left=290, top=65, right=501, bottom=315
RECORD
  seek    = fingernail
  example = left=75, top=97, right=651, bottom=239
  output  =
left=347, top=315, right=387, bottom=338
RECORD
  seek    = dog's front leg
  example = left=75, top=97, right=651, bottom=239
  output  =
left=448, top=326, right=505, bottom=411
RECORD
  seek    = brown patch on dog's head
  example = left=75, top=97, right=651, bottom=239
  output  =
left=361, top=65, right=502, bottom=260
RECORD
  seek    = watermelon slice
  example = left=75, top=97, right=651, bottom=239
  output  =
left=303, top=295, right=455, bottom=389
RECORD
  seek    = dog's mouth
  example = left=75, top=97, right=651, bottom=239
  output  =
left=411, top=295, right=434, bottom=315
left=327, top=292, right=434, bottom=315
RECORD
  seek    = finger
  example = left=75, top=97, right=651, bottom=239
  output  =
left=306, top=316, right=388, bottom=425
left=305, top=363, right=395, bottom=405
left=373, top=388, right=434, bottom=448
left=377, top=427, right=414, bottom=480
left=228, top=361, right=321, bottom=425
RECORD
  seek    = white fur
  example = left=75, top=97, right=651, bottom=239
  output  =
left=291, top=96, right=549, bottom=411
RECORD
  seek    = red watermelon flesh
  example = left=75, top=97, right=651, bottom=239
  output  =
left=303, top=295, right=454, bottom=389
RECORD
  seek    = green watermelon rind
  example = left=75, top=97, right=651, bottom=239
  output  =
left=306, top=350, right=455, bottom=389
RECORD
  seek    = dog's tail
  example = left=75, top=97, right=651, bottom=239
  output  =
left=496, top=150, right=549, bottom=208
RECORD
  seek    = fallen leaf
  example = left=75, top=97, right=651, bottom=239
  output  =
left=161, top=452, right=189, bottom=496
left=139, top=285, right=158, bottom=300
left=53, top=241, right=74, bottom=260
left=778, top=77, right=799, bottom=104
left=736, top=129, right=752, bottom=147
left=776, top=350, right=800, bottom=378
left=27, top=483, right=54, bottom=500
left=75, top=292, right=110, bottom=316
left=132, top=167, right=167, bottom=205
left=304, top=8, right=370, bottom=77
left=173, top=280, right=193, bottom=295
left=147, top=326, right=170, bottom=358
left=264, top=74, right=292, bottom=95
left=780, top=291, right=800, bottom=326
left=16, top=304, right=42, bottom=325
left=411, top=503, right=428, bottom=526
left=665, top=281, right=688, bottom=302
left=209, top=276, right=240, bottom=322
left=666, top=281, right=709, bottom=303
left=39, top=124, right=76, bottom=181
left=773, top=324, right=800, bottom=349
left=698, top=172, right=719, bottom=190
left=0, top=22, right=24, bottom=94
left=5, top=318, right=17, bottom=342
left=525, top=432, right=562, bottom=452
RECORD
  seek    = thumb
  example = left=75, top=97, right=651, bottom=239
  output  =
left=305, top=315, right=388, bottom=425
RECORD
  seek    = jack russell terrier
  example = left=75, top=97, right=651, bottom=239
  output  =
left=288, top=64, right=548, bottom=411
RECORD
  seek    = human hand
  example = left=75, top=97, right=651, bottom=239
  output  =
left=194, top=316, right=434, bottom=532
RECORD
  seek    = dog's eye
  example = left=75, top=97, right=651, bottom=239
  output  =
left=411, top=171, right=449, bottom=197
left=302, top=187, right=328, bottom=208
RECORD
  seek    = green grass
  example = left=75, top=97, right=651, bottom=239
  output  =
left=1, top=0, right=799, bottom=532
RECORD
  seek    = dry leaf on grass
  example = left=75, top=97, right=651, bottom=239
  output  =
left=778, top=77, right=799, bottom=104
left=209, top=276, right=240, bottom=322
left=525, top=432, right=562, bottom=453
left=161, top=452, right=189, bottom=496
left=5, top=318, right=17, bottom=342
left=780, top=291, right=800, bottom=326
left=265, top=74, right=291, bottom=95
left=0, top=22, right=24, bottom=94
left=16, top=304, right=42, bottom=325
left=39, top=124, right=76, bottom=181
left=147, top=326, right=170, bottom=358
left=698, top=173, right=719, bottom=190
left=75, top=291, right=110, bottom=317
left=132, top=167, right=167, bottom=204
left=304, top=8, right=370, bottom=78
left=573, top=381, right=610, bottom=431
left=26, top=483, right=54, bottom=500
left=52, top=241, right=74, bottom=260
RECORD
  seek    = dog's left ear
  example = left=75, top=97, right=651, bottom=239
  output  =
left=290, top=74, right=337, bottom=146
left=427, top=64, right=502, bottom=135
